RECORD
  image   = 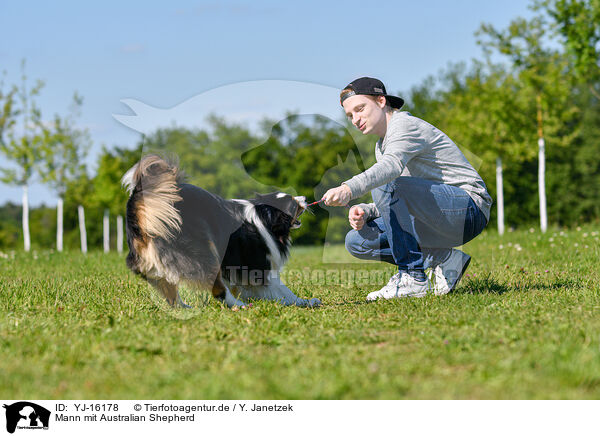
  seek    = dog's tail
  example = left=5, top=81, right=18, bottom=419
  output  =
left=122, top=154, right=185, bottom=241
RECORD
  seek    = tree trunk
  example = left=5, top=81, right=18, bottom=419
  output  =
left=496, top=157, right=504, bottom=236
left=103, top=209, right=110, bottom=253
left=538, top=137, right=547, bottom=233
left=117, top=215, right=124, bottom=254
left=22, top=184, right=31, bottom=251
left=78, top=205, right=87, bottom=254
left=57, top=198, right=63, bottom=252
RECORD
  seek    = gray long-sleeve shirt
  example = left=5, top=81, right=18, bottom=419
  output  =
left=343, top=111, right=492, bottom=222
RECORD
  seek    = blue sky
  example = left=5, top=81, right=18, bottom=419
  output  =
left=0, top=0, right=533, bottom=206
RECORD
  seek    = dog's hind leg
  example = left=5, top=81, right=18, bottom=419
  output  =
left=147, top=277, right=189, bottom=308
left=212, top=271, right=246, bottom=309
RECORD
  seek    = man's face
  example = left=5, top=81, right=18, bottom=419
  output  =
left=342, top=94, right=387, bottom=136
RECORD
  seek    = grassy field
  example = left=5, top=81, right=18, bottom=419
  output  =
left=1, top=226, right=599, bottom=399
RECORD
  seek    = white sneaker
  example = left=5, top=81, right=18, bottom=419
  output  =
left=366, top=272, right=430, bottom=301
left=366, top=272, right=401, bottom=301
left=431, top=249, right=471, bottom=295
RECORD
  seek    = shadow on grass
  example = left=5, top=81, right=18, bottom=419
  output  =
left=456, top=274, right=511, bottom=295
left=456, top=274, right=581, bottom=295
left=116, top=345, right=164, bottom=356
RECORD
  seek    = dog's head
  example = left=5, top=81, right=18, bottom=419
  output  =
left=251, top=192, right=307, bottom=243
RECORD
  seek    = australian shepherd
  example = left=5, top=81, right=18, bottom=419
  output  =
left=121, top=154, right=320, bottom=309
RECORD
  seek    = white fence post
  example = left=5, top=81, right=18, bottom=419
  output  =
left=57, top=198, right=63, bottom=252
left=103, top=209, right=110, bottom=253
left=538, top=137, right=547, bottom=233
left=496, top=157, right=504, bottom=236
left=78, top=205, right=87, bottom=254
left=117, top=215, right=123, bottom=254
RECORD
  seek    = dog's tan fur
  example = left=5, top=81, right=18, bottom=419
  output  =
left=124, top=155, right=186, bottom=283
left=131, top=155, right=184, bottom=241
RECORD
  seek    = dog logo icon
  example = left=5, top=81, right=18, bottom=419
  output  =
left=3, top=402, right=50, bottom=434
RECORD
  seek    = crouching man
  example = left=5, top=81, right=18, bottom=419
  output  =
left=322, top=77, right=492, bottom=300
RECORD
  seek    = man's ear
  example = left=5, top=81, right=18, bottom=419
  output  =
left=377, top=95, right=387, bottom=108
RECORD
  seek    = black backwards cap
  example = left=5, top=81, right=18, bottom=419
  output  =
left=340, top=77, right=404, bottom=109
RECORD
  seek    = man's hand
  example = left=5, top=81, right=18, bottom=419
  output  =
left=322, top=184, right=352, bottom=207
left=349, top=206, right=365, bottom=230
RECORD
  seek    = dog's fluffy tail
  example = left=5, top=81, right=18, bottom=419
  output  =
left=122, top=154, right=185, bottom=241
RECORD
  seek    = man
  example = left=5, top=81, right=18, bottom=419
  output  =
left=322, top=77, right=491, bottom=300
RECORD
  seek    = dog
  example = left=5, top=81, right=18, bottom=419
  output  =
left=121, top=154, right=320, bottom=309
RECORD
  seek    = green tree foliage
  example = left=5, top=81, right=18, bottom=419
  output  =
left=0, top=201, right=57, bottom=250
left=0, top=202, right=21, bottom=248
left=38, top=93, right=90, bottom=198
left=242, top=114, right=371, bottom=244
left=141, top=117, right=268, bottom=198
left=405, top=62, right=536, bottom=226
left=61, top=143, right=142, bottom=249
left=0, top=61, right=45, bottom=188
left=538, top=0, right=600, bottom=99
left=477, top=14, right=578, bottom=148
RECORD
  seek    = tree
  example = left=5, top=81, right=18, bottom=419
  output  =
left=63, top=143, right=141, bottom=251
left=477, top=15, right=577, bottom=232
left=405, top=62, right=537, bottom=231
left=538, top=0, right=600, bottom=99
left=38, top=93, right=91, bottom=251
left=0, top=61, right=47, bottom=251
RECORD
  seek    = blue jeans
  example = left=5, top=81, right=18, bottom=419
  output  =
left=345, top=177, right=488, bottom=281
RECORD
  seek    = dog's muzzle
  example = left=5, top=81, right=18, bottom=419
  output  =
left=292, top=196, right=307, bottom=228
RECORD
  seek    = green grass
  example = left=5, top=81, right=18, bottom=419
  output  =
left=1, top=226, right=600, bottom=399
